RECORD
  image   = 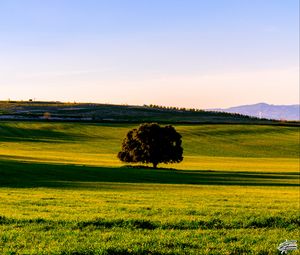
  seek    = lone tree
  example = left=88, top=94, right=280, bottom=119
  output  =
left=118, top=123, right=183, bottom=168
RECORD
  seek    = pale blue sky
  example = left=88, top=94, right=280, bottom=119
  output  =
left=0, top=0, right=299, bottom=108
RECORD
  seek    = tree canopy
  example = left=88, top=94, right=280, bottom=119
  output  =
left=117, top=123, right=183, bottom=168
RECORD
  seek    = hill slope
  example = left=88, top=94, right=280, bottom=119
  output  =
left=0, top=101, right=279, bottom=124
left=0, top=122, right=299, bottom=254
left=0, top=122, right=298, bottom=173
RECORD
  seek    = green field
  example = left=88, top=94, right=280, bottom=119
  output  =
left=0, top=121, right=299, bottom=254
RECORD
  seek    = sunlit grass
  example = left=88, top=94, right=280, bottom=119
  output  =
left=0, top=184, right=299, bottom=254
left=0, top=122, right=299, bottom=171
left=0, top=121, right=299, bottom=254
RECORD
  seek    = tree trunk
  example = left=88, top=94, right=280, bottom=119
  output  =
left=153, top=162, right=158, bottom=168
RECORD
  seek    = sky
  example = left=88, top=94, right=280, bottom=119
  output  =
left=0, top=0, right=299, bottom=108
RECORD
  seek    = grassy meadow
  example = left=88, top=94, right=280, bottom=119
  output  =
left=0, top=121, right=299, bottom=254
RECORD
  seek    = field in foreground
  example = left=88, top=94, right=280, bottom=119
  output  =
left=0, top=122, right=299, bottom=254
left=0, top=184, right=299, bottom=254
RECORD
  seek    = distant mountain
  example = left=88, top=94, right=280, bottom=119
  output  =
left=210, top=103, right=300, bottom=121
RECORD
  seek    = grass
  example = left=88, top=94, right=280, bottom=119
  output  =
left=0, top=122, right=299, bottom=170
left=0, top=160, right=299, bottom=188
left=0, top=121, right=299, bottom=254
left=0, top=183, right=299, bottom=254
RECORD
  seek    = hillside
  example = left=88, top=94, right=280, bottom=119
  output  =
left=0, top=121, right=299, bottom=174
left=0, top=101, right=281, bottom=124
left=0, top=122, right=299, bottom=254
left=210, top=103, right=300, bottom=121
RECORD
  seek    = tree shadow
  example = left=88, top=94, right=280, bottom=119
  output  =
left=0, top=157, right=298, bottom=189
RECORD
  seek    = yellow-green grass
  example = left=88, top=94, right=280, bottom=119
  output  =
left=0, top=122, right=299, bottom=171
left=0, top=121, right=299, bottom=254
left=0, top=184, right=299, bottom=254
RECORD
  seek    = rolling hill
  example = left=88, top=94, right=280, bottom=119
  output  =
left=0, top=100, right=287, bottom=124
left=0, top=120, right=299, bottom=254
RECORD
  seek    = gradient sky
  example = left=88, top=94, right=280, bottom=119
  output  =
left=0, top=0, right=299, bottom=108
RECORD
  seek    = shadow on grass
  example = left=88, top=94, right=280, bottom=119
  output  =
left=0, top=157, right=299, bottom=188
left=0, top=124, right=86, bottom=143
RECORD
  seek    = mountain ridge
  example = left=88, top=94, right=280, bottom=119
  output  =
left=209, top=103, right=300, bottom=121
